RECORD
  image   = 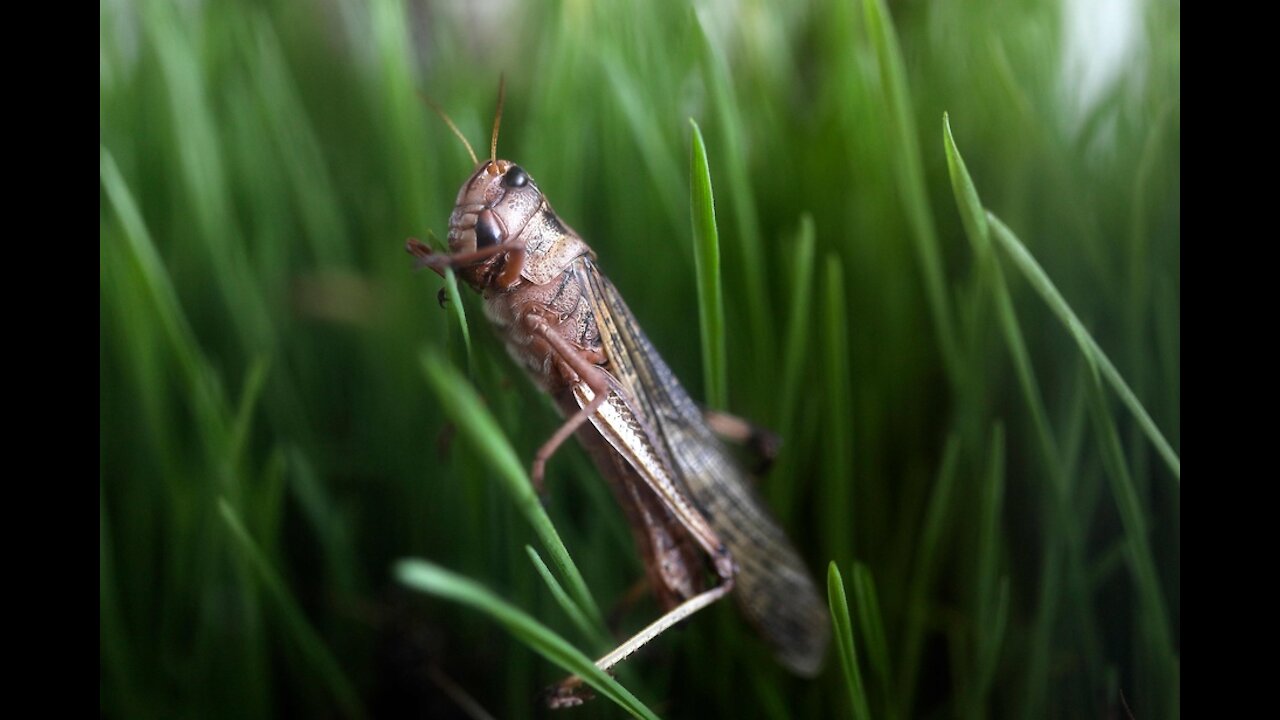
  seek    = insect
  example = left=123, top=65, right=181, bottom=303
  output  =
left=407, top=84, right=830, bottom=707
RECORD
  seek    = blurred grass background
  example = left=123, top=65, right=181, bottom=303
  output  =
left=100, top=0, right=1180, bottom=717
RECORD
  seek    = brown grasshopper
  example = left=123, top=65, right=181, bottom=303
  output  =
left=408, top=86, right=829, bottom=707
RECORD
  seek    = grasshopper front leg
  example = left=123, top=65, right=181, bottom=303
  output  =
left=406, top=236, right=528, bottom=282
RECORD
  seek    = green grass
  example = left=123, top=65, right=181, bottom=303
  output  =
left=828, top=563, right=872, bottom=720
left=689, top=119, right=728, bottom=411
left=101, top=0, right=1180, bottom=717
left=396, top=560, right=660, bottom=720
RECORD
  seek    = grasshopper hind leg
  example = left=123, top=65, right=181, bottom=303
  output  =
left=521, top=312, right=611, bottom=493
left=546, top=577, right=735, bottom=708
left=543, top=441, right=738, bottom=709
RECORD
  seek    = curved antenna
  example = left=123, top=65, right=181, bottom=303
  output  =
left=489, top=74, right=506, bottom=171
left=417, top=90, right=479, bottom=167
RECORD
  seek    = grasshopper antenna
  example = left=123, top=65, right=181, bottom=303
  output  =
left=488, top=74, right=506, bottom=174
left=417, top=90, right=479, bottom=167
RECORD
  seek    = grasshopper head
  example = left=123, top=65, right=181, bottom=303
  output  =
left=447, top=159, right=542, bottom=258
left=427, top=81, right=587, bottom=290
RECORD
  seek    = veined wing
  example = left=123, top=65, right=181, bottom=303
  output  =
left=577, top=257, right=831, bottom=676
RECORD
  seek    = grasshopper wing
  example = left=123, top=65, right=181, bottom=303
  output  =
left=579, top=258, right=831, bottom=676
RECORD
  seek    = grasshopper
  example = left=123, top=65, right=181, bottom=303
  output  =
left=408, top=86, right=829, bottom=707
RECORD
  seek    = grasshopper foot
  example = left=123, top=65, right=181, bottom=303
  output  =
left=543, top=676, right=597, bottom=709
left=405, top=237, right=432, bottom=261
left=406, top=237, right=451, bottom=273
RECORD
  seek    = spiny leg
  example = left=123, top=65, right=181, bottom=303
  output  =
left=546, top=568, right=736, bottom=709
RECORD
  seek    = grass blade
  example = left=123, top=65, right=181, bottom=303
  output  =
left=772, top=215, right=818, bottom=519
left=443, top=266, right=474, bottom=370
left=1082, top=360, right=1178, bottom=716
left=943, top=115, right=1068, bottom=495
left=864, top=0, right=961, bottom=386
left=900, top=434, right=960, bottom=715
left=823, top=255, right=855, bottom=556
left=230, top=355, right=271, bottom=467
left=100, top=483, right=139, bottom=718
left=218, top=500, right=366, bottom=720
left=986, top=213, right=1180, bottom=480
left=779, top=214, right=818, bottom=439
left=692, top=11, right=774, bottom=380
left=100, top=147, right=229, bottom=448
left=828, top=562, right=872, bottom=720
left=603, top=55, right=685, bottom=240
left=850, top=562, right=895, bottom=719
left=968, top=426, right=1008, bottom=712
left=942, top=113, right=990, bottom=257
left=944, top=116, right=1103, bottom=711
left=396, top=559, right=662, bottom=720
left=526, top=546, right=611, bottom=651
left=419, top=349, right=606, bottom=633
left=689, top=119, right=728, bottom=410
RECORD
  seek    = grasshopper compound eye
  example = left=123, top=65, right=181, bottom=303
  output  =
left=474, top=208, right=503, bottom=248
left=502, top=165, right=529, bottom=188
